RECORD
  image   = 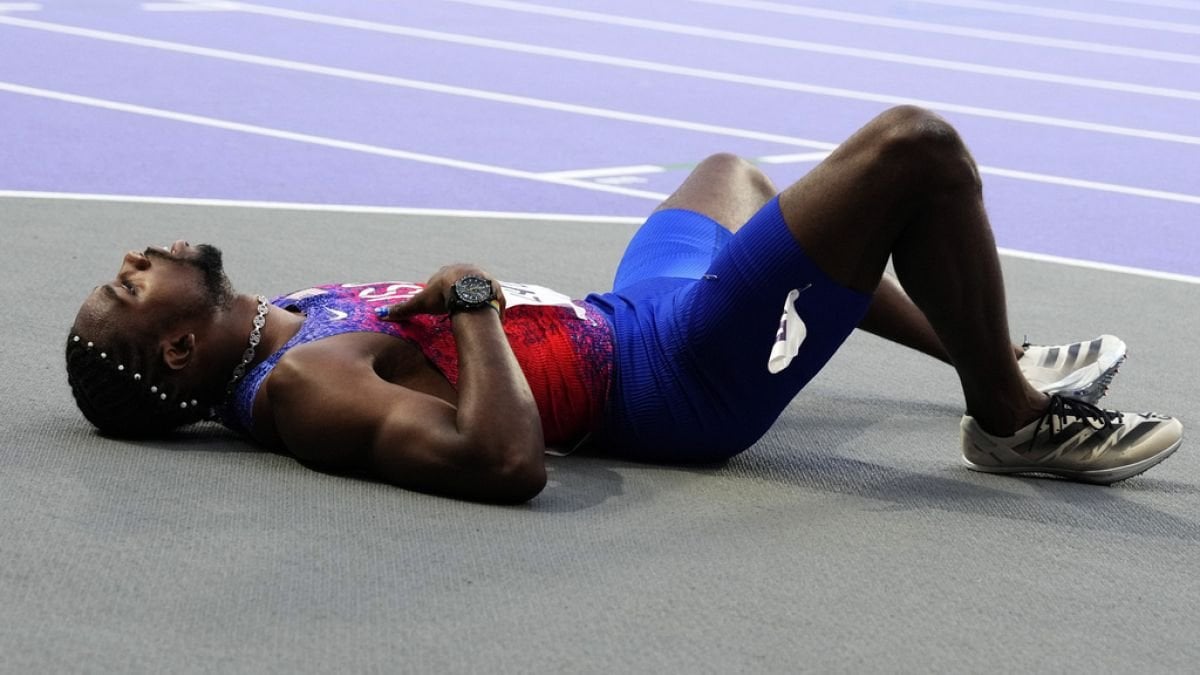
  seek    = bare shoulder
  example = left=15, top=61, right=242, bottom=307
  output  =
left=261, top=335, right=441, bottom=469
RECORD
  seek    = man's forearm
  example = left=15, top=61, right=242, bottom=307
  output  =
left=450, top=310, right=545, bottom=466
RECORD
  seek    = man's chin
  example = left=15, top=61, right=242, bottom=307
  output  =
left=187, top=244, right=233, bottom=307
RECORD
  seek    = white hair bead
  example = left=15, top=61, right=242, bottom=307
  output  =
left=117, top=365, right=125, bottom=371
left=133, top=373, right=142, bottom=381
left=86, top=342, right=93, bottom=348
left=150, top=386, right=157, bottom=393
left=180, top=402, right=188, bottom=409
left=99, top=352, right=106, bottom=359
left=160, top=393, right=167, bottom=401
left=72, top=336, right=80, bottom=343
left=191, top=400, right=198, bottom=407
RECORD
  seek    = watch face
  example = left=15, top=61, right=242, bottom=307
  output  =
left=455, top=276, right=493, bottom=304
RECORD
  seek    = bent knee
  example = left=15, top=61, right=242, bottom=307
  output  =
left=696, top=152, right=776, bottom=203
left=873, top=106, right=960, bottom=145
left=658, top=152, right=778, bottom=230
left=870, top=106, right=979, bottom=188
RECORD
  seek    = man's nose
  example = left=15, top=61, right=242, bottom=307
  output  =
left=122, top=250, right=150, bottom=271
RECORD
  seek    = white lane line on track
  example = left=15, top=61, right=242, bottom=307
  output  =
left=141, top=1, right=238, bottom=10
left=532, top=156, right=1200, bottom=205
left=541, top=165, right=666, bottom=179
left=0, top=190, right=649, bottom=222
left=687, top=0, right=1200, bottom=65
left=995, top=248, right=1200, bottom=286
left=0, top=82, right=672, bottom=202
left=975, top=167, right=1200, bottom=205
left=547, top=152, right=833, bottom=180
left=19, top=6, right=1191, bottom=147
left=4, top=189, right=1197, bottom=286
left=1099, top=0, right=1200, bottom=10
left=903, top=0, right=1200, bottom=34
left=443, top=0, right=1200, bottom=102
left=756, top=152, right=832, bottom=164
left=0, top=2, right=39, bottom=11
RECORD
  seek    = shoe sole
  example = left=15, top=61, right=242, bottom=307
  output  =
left=961, top=435, right=1182, bottom=485
left=1040, top=354, right=1126, bottom=405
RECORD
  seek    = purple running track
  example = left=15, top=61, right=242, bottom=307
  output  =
left=0, top=0, right=1196, bottom=277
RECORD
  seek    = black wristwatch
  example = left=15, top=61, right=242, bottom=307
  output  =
left=446, top=275, right=499, bottom=314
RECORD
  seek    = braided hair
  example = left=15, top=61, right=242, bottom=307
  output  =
left=64, top=330, right=209, bottom=438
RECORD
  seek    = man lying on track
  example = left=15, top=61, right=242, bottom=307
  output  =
left=65, top=105, right=1183, bottom=503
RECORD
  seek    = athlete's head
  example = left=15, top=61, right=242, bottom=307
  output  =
left=66, top=241, right=235, bottom=437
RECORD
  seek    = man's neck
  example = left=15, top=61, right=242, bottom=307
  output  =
left=209, top=293, right=304, bottom=397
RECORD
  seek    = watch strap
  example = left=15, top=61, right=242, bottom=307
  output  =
left=448, top=298, right=501, bottom=315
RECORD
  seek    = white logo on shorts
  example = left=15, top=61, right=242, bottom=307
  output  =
left=768, top=287, right=809, bottom=374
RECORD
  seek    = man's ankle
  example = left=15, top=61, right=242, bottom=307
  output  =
left=968, top=390, right=1049, bottom=437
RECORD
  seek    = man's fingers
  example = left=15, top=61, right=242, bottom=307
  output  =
left=374, top=303, right=400, bottom=321
left=376, top=288, right=434, bottom=321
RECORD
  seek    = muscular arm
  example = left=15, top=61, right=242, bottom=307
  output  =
left=423, top=307, right=546, bottom=497
left=269, top=267, right=546, bottom=504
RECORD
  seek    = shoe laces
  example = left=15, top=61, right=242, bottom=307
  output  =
left=1037, top=394, right=1122, bottom=438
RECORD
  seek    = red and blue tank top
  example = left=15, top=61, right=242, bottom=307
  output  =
left=220, top=282, right=614, bottom=449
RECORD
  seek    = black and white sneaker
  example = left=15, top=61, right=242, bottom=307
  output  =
left=961, top=395, right=1183, bottom=485
left=1018, top=335, right=1126, bottom=405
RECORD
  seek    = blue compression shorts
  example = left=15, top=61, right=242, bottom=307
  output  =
left=586, top=196, right=871, bottom=463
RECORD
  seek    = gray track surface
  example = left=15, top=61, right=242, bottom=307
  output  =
left=3, top=198, right=1199, bottom=673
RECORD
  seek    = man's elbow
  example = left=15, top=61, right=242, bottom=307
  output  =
left=484, top=451, right=547, bottom=504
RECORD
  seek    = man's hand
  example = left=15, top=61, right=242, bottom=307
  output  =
left=376, top=264, right=506, bottom=321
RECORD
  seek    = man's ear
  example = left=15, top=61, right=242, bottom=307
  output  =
left=162, top=333, right=196, bottom=371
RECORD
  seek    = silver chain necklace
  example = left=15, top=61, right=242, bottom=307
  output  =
left=224, top=295, right=269, bottom=400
